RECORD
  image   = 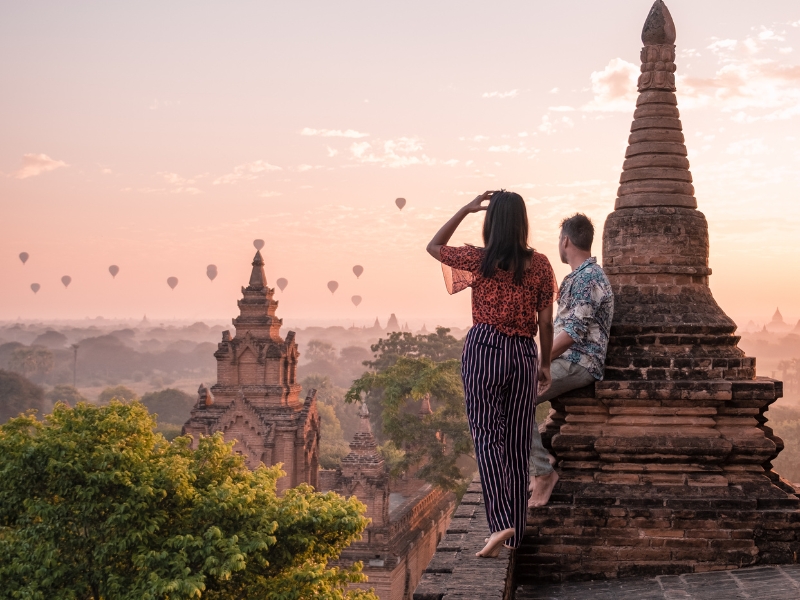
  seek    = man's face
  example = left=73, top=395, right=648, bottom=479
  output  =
left=558, top=232, right=568, bottom=264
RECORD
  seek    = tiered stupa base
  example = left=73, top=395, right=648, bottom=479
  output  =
left=516, top=381, right=800, bottom=584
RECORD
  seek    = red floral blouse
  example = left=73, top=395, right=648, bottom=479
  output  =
left=440, top=245, right=557, bottom=338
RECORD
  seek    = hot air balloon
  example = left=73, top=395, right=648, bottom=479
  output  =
left=30, top=283, right=40, bottom=294
left=61, top=276, right=71, bottom=288
left=276, top=278, right=288, bottom=291
left=353, top=265, right=364, bottom=279
left=395, top=197, right=406, bottom=210
left=351, top=295, right=362, bottom=307
left=109, top=265, right=119, bottom=278
left=19, top=252, right=29, bottom=265
left=167, top=277, right=178, bottom=290
left=207, top=265, right=218, bottom=281
left=327, top=281, right=338, bottom=294
left=253, top=239, right=265, bottom=250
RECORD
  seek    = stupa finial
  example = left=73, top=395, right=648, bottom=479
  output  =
left=248, top=250, right=267, bottom=289
left=642, top=0, right=676, bottom=46
left=358, top=402, right=372, bottom=434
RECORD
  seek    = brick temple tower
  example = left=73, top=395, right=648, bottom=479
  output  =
left=519, top=0, right=800, bottom=582
left=182, top=250, right=319, bottom=492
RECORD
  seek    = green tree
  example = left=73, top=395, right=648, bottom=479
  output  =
left=364, top=326, right=463, bottom=370
left=303, top=374, right=360, bottom=441
left=0, top=401, right=377, bottom=600
left=318, top=403, right=351, bottom=469
left=0, top=370, right=45, bottom=424
left=346, top=356, right=472, bottom=491
left=8, top=346, right=54, bottom=382
left=98, top=384, right=139, bottom=404
left=305, top=339, right=337, bottom=363
left=45, top=384, right=87, bottom=407
left=141, top=387, right=195, bottom=425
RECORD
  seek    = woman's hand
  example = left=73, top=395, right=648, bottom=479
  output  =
left=427, top=190, right=493, bottom=261
left=538, top=365, right=552, bottom=396
left=464, top=191, right=493, bottom=213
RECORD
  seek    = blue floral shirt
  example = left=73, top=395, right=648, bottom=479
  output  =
left=554, top=258, right=614, bottom=380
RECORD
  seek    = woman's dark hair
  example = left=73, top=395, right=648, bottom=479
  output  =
left=481, top=190, right=532, bottom=284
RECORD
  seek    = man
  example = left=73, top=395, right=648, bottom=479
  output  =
left=529, top=213, right=614, bottom=507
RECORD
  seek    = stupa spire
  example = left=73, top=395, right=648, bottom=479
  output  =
left=340, top=402, right=384, bottom=475
left=248, top=250, right=267, bottom=289
left=616, top=0, right=691, bottom=210
left=602, top=0, right=748, bottom=381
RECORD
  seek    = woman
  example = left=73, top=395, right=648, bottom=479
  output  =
left=426, top=190, right=555, bottom=557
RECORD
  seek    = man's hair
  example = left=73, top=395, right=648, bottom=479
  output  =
left=560, top=213, right=594, bottom=251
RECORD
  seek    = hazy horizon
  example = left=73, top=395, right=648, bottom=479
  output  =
left=3, top=1, right=800, bottom=325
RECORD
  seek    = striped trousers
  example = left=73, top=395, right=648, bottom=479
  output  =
left=462, top=323, right=538, bottom=549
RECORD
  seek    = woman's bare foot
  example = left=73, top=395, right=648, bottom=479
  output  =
left=528, top=470, right=559, bottom=508
left=476, top=528, right=515, bottom=557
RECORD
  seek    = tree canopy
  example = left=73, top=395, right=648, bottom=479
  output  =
left=346, top=328, right=471, bottom=491
left=0, top=369, right=45, bottom=424
left=0, top=401, right=377, bottom=600
left=363, top=326, right=464, bottom=371
left=45, top=384, right=87, bottom=406
left=98, top=384, right=139, bottom=404
left=141, top=387, right=195, bottom=425
left=8, top=346, right=54, bottom=382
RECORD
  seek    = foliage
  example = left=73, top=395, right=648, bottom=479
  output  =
left=303, top=375, right=360, bottom=440
left=45, top=384, right=87, bottom=406
left=155, top=422, right=184, bottom=442
left=98, top=384, right=139, bottom=404
left=0, top=370, right=45, bottom=424
left=377, top=441, right=405, bottom=474
left=346, top=356, right=471, bottom=490
left=305, top=340, right=337, bottom=363
left=770, top=404, right=800, bottom=484
left=364, top=326, right=464, bottom=371
left=0, top=401, right=377, bottom=600
left=318, top=403, right=351, bottom=469
left=8, top=346, right=54, bottom=382
left=141, top=387, right=195, bottom=425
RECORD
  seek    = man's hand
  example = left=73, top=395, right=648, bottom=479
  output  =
left=538, top=365, right=552, bottom=396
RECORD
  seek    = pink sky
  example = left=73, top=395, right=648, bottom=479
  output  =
left=2, top=1, right=800, bottom=328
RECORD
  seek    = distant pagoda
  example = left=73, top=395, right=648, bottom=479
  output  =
left=182, top=250, right=319, bottom=492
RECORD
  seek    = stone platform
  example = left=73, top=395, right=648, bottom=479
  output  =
left=516, top=564, right=800, bottom=599
left=516, top=382, right=800, bottom=584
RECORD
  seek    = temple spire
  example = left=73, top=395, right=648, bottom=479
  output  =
left=248, top=250, right=267, bottom=289
left=340, top=402, right=384, bottom=475
left=641, top=0, right=676, bottom=46
left=616, top=0, right=692, bottom=211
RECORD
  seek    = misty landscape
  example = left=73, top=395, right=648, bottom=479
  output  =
left=1, top=314, right=797, bottom=484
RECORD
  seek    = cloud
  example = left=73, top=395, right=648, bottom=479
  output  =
left=159, top=172, right=202, bottom=194
left=326, top=146, right=339, bottom=157
left=582, top=58, right=639, bottom=112
left=213, top=160, right=282, bottom=185
left=538, top=115, right=574, bottom=134
left=300, top=127, right=369, bottom=138
left=482, top=90, right=518, bottom=99
left=679, top=34, right=800, bottom=120
left=549, top=87, right=559, bottom=94
left=13, top=153, right=68, bottom=179
left=349, top=137, right=444, bottom=168
left=726, top=138, right=769, bottom=156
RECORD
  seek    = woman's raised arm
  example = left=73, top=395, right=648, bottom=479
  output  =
left=426, top=191, right=493, bottom=261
